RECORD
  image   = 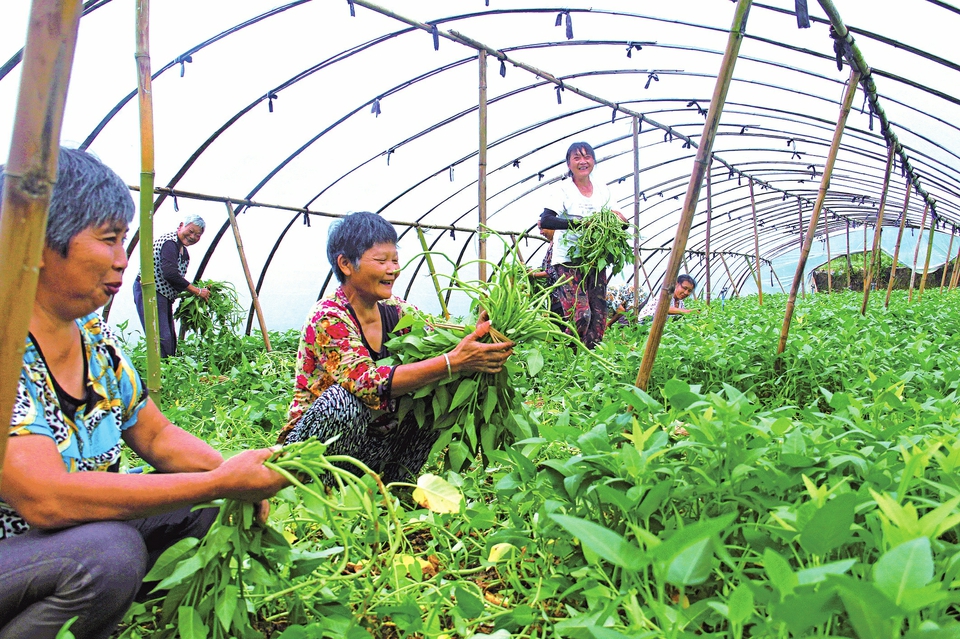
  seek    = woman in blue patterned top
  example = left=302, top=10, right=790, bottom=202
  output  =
left=0, top=149, right=289, bottom=639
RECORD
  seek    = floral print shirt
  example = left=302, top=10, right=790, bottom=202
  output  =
left=281, top=287, right=417, bottom=442
left=1, top=314, right=148, bottom=538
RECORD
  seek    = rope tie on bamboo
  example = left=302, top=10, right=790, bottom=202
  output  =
left=555, top=82, right=564, bottom=104
left=625, top=42, right=642, bottom=58
left=611, top=104, right=618, bottom=124
left=267, top=91, right=278, bottom=113
left=346, top=0, right=355, bottom=17
left=371, top=97, right=381, bottom=117
left=644, top=72, right=659, bottom=89
left=555, top=11, right=573, bottom=39
left=429, top=23, right=440, bottom=51
left=443, top=353, right=452, bottom=379
left=176, top=54, right=193, bottom=78
left=794, top=0, right=811, bottom=29
left=302, top=211, right=310, bottom=227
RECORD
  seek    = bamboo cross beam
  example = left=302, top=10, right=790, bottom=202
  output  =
left=919, top=211, right=936, bottom=301
left=136, top=0, right=162, bottom=394
left=816, top=0, right=938, bottom=218
left=478, top=49, right=488, bottom=284
left=861, top=144, right=894, bottom=316
left=705, top=161, right=713, bottom=305
left=777, top=68, right=860, bottom=358
left=636, top=0, right=753, bottom=391
left=908, top=202, right=929, bottom=303
left=940, top=230, right=955, bottom=293
left=885, top=180, right=911, bottom=308
left=225, top=201, right=271, bottom=351
left=416, top=226, right=450, bottom=320
left=748, top=179, right=763, bottom=305
left=0, top=0, right=83, bottom=480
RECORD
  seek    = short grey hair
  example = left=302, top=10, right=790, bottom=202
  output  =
left=181, top=213, right=205, bottom=230
left=0, top=148, right=134, bottom=257
left=327, top=212, right=398, bottom=283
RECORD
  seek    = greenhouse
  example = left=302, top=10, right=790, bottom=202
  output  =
left=2, top=0, right=960, bottom=637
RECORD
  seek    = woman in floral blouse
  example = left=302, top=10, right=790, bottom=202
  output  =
left=279, top=212, right=514, bottom=483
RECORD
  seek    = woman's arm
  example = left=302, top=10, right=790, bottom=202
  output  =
left=0, top=434, right=287, bottom=529
left=122, top=398, right=224, bottom=473
left=159, top=241, right=209, bottom=299
left=540, top=208, right=573, bottom=230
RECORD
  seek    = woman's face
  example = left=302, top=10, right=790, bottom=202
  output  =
left=340, top=242, right=401, bottom=301
left=567, top=147, right=595, bottom=181
left=38, top=221, right=129, bottom=318
left=177, top=222, right=204, bottom=246
left=674, top=280, right=695, bottom=301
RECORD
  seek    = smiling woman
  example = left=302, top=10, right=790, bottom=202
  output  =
left=278, top=211, right=514, bottom=484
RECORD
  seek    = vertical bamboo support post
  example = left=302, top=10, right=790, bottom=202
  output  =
left=884, top=182, right=910, bottom=308
left=797, top=201, right=806, bottom=299
left=719, top=252, right=736, bottom=293
left=136, top=0, right=162, bottom=393
left=0, top=0, right=83, bottom=478
left=940, top=230, right=955, bottom=292
left=635, top=0, right=752, bottom=391
left=777, top=68, right=859, bottom=358
left=415, top=226, right=450, bottom=319
left=862, top=222, right=868, bottom=274
left=477, top=50, right=488, bottom=283
left=748, top=179, right=762, bottom=304
left=908, top=202, right=929, bottom=302
left=949, top=233, right=960, bottom=290
left=705, top=162, right=713, bottom=305
left=918, top=213, right=936, bottom=301
left=824, top=215, right=832, bottom=293
left=861, top=144, right=894, bottom=315
left=224, top=201, right=271, bottom=351
left=772, top=268, right=787, bottom=294
left=845, top=218, right=852, bottom=290
left=632, top=115, right=641, bottom=319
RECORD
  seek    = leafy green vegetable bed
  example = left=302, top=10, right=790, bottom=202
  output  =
left=117, top=290, right=960, bottom=638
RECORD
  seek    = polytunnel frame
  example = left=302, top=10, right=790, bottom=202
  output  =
left=1, top=0, right=956, bottom=400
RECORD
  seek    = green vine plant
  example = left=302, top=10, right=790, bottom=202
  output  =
left=174, top=279, right=243, bottom=338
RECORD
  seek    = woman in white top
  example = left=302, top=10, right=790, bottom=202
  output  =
left=539, top=142, right=627, bottom=348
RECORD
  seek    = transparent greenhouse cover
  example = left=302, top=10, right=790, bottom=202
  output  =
left=2, top=0, right=959, bottom=334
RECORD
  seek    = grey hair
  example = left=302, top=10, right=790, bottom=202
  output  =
left=0, top=148, right=134, bottom=257
left=677, top=274, right=697, bottom=289
left=327, top=212, right=398, bottom=283
left=180, top=213, right=205, bottom=230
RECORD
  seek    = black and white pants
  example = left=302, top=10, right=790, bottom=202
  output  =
left=285, top=385, right=439, bottom=485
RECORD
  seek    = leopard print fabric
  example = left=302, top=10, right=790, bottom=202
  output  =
left=146, top=231, right=187, bottom=299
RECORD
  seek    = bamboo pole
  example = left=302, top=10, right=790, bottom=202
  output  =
left=919, top=212, right=936, bottom=301
left=478, top=49, right=488, bottom=283
left=777, top=69, right=860, bottom=358
left=772, top=268, right=787, bottom=294
left=940, top=230, right=955, bottom=293
left=636, top=0, right=753, bottom=391
left=416, top=226, right=450, bottom=319
left=719, top=252, right=736, bottom=294
left=861, top=144, right=894, bottom=315
left=136, top=0, right=162, bottom=393
left=798, top=201, right=806, bottom=299
left=824, top=214, right=832, bottom=294
left=884, top=181, right=911, bottom=308
left=845, top=218, right=852, bottom=290
left=632, top=115, right=641, bottom=320
left=949, top=232, right=960, bottom=291
left=705, top=161, right=713, bottom=305
left=748, top=179, right=763, bottom=305
left=862, top=222, right=868, bottom=275
left=224, top=201, right=271, bottom=351
left=0, top=0, right=82, bottom=479
left=908, top=202, right=929, bottom=303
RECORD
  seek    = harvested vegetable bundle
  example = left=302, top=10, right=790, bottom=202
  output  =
left=567, top=206, right=633, bottom=277
left=174, top=279, right=242, bottom=337
left=385, top=236, right=619, bottom=471
left=144, top=439, right=403, bottom=639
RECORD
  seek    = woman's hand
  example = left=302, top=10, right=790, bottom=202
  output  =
left=212, top=448, right=290, bottom=503
left=448, top=313, right=514, bottom=375
left=613, top=209, right=630, bottom=223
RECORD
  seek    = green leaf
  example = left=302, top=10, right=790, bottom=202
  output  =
left=763, top=547, right=798, bottom=600
left=874, top=536, right=934, bottom=607
left=215, top=584, right=239, bottom=631
left=449, top=378, right=478, bottom=410
left=798, top=492, right=856, bottom=556
left=653, top=512, right=736, bottom=585
left=829, top=575, right=898, bottom=639
left=526, top=348, right=544, bottom=376
left=549, top=514, right=646, bottom=570
left=155, top=553, right=205, bottom=591
left=178, top=605, right=208, bottom=639
left=727, top=583, right=755, bottom=625
left=454, top=585, right=485, bottom=618
left=144, top=536, right=200, bottom=582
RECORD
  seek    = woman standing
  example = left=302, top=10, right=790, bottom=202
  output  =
left=279, top=212, right=514, bottom=484
left=540, top=142, right=627, bottom=348
left=133, top=213, right=210, bottom=357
